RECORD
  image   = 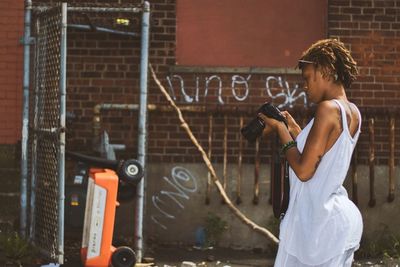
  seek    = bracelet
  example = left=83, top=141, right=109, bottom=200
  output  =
left=281, top=140, right=297, bottom=154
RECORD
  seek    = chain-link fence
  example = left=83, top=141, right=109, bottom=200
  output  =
left=29, top=3, right=67, bottom=263
left=23, top=2, right=150, bottom=263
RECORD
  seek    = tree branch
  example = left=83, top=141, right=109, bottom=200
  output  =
left=149, top=64, right=279, bottom=244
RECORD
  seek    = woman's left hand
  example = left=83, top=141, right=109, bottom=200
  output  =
left=258, top=113, right=285, bottom=135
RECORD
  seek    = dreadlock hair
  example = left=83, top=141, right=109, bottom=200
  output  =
left=297, top=39, right=359, bottom=89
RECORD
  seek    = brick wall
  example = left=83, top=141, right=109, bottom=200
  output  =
left=60, top=0, right=308, bottom=165
left=146, top=0, right=399, bottom=165
left=0, top=0, right=24, bottom=144
left=23, top=0, right=400, bottom=166
left=329, top=0, right=400, bottom=164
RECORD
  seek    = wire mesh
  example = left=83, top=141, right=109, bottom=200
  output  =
left=33, top=2, right=142, bottom=34
left=29, top=4, right=64, bottom=262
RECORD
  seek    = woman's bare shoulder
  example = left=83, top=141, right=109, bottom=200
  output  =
left=314, top=100, right=340, bottom=119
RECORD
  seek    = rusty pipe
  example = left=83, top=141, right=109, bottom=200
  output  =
left=351, top=146, right=358, bottom=205
left=388, top=116, right=395, bottom=202
left=269, top=134, right=276, bottom=205
left=205, top=114, right=213, bottom=205
left=236, top=116, right=244, bottom=205
left=368, top=117, right=376, bottom=207
left=253, top=138, right=260, bottom=205
left=222, top=115, right=228, bottom=204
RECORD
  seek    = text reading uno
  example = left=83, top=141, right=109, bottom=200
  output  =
left=167, top=74, right=308, bottom=108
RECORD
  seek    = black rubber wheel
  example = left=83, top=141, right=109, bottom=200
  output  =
left=118, top=159, right=144, bottom=184
left=111, top=246, right=136, bottom=267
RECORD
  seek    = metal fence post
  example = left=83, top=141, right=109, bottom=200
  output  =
left=20, top=0, right=32, bottom=238
left=56, top=3, right=68, bottom=264
left=136, top=1, right=150, bottom=262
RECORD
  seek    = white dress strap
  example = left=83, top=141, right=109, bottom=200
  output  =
left=350, top=102, right=362, bottom=137
left=332, top=99, right=362, bottom=142
left=332, top=99, right=348, bottom=133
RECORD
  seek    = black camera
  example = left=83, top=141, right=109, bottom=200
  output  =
left=241, top=102, right=287, bottom=142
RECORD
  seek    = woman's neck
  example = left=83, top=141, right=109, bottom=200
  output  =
left=321, top=83, right=348, bottom=102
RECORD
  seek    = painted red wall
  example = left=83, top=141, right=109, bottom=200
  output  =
left=176, top=0, right=327, bottom=67
left=0, top=0, right=24, bottom=144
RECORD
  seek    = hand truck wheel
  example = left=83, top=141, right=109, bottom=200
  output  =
left=111, top=246, right=136, bottom=267
left=118, top=159, right=144, bottom=184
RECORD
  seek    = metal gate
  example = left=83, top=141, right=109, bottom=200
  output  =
left=28, top=3, right=67, bottom=263
left=22, top=1, right=151, bottom=263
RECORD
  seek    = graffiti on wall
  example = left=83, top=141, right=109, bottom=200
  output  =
left=265, top=76, right=307, bottom=108
left=167, top=74, right=307, bottom=108
left=151, top=166, right=198, bottom=230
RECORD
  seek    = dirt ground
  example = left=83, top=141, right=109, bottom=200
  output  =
left=4, top=235, right=395, bottom=267
left=59, top=240, right=393, bottom=267
left=141, top=246, right=275, bottom=267
left=61, top=240, right=274, bottom=267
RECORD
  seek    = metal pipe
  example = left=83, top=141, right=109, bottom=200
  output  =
left=269, top=134, right=276, bottom=205
left=388, top=116, right=395, bottom=202
left=20, top=0, right=32, bottom=238
left=236, top=116, right=243, bottom=205
left=206, top=114, right=213, bottom=205
left=368, top=117, right=376, bottom=207
left=351, top=146, right=358, bottom=205
left=57, top=3, right=67, bottom=264
left=67, top=24, right=138, bottom=37
left=253, top=138, right=260, bottom=205
left=93, top=104, right=140, bottom=149
left=135, top=2, right=150, bottom=262
left=29, top=18, right=40, bottom=241
left=222, top=115, right=228, bottom=204
left=67, top=6, right=142, bottom=13
left=33, top=5, right=142, bottom=13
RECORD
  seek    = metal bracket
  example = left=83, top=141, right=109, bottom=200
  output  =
left=20, top=36, right=36, bottom=45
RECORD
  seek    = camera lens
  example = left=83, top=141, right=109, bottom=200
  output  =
left=241, top=117, right=265, bottom=142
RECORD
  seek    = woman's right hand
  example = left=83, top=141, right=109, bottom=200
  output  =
left=281, top=111, right=302, bottom=138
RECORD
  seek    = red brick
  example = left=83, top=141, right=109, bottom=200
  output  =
left=342, top=7, right=362, bottom=14
left=363, top=7, right=384, bottom=14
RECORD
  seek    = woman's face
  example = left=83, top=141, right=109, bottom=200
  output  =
left=301, top=64, right=326, bottom=103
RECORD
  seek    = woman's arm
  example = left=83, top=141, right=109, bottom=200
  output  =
left=259, top=101, right=337, bottom=182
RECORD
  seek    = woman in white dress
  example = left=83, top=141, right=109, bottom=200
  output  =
left=259, top=39, right=363, bottom=267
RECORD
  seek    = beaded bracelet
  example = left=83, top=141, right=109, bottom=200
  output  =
left=281, top=140, right=297, bottom=154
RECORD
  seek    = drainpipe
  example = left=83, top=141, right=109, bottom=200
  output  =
left=136, top=1, right=150, bottom=262
left=20, top=0, right=32, bottom=238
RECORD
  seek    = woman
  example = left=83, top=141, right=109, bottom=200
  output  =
left=259, top=39, right=363, bottom=266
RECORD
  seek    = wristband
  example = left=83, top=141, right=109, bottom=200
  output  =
left=281, top=140, right=297, bottom=154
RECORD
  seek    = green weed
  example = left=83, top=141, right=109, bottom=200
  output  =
left=204, top=212, right=228, bottom=247
left=0, top=231, right=39, bottom=265
left=357, top=224, right=400, bottom=260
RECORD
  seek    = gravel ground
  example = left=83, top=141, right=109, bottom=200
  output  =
left=61, top=242, right=399, bottom=267
left=146, top=246, right=274, bottom=267
left=6, top=238, right=397, bottom=267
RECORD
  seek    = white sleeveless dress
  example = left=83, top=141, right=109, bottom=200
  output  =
left=274, top=100, right=363, bottom=267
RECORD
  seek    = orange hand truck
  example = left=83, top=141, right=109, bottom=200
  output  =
left=66, top=151, right=143, bottom=267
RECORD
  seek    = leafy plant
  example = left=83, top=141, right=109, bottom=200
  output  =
left=357, top=224, right=400, bottom=260
left=382, top=252, right=400, bottom=267
left=0, top=231, right=38, bottom=265
left=204, top=212, right=228, bottom=247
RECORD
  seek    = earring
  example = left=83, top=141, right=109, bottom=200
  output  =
left=334, top=74, right=338, bottom=80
